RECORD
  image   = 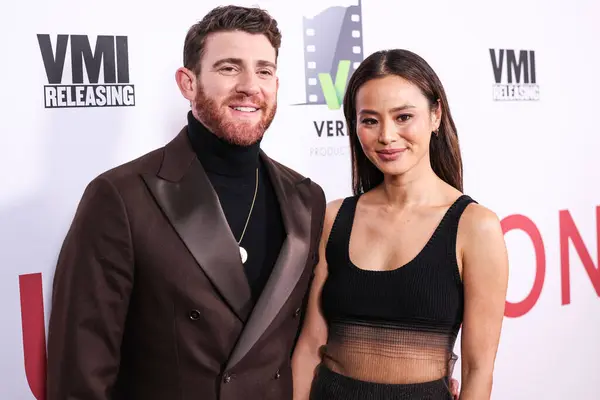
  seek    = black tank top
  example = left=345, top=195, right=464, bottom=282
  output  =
left=320, top=194, right=476, bottom=385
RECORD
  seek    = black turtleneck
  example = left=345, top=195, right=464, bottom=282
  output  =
left=186, top=111, right=285, bottom=302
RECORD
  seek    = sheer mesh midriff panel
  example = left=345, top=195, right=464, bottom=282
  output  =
left=321, top=319, right=458, bottom=385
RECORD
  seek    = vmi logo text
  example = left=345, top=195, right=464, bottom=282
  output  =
left=38, top=34, right=135, bottom=108
left=490, top=49, right=539, bottom=101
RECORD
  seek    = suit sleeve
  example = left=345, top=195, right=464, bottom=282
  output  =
left=47, top=176, right=134, bottom=400
left=292, top=182, right=327, bottom=354
left=310, top=183, right=327, bottom=268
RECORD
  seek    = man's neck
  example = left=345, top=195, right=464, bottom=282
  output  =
left=186, top=111, right=261, bottom=177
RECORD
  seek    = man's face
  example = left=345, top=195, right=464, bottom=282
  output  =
left=192, top=30, right=279, bottom=146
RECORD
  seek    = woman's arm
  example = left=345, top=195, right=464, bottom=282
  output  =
left=458, top=204, right=509, bottom=399
left=292, top=200, right=342, bottom=400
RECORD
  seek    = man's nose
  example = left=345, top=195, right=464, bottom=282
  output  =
left=235, top=70, right=260, bottom=96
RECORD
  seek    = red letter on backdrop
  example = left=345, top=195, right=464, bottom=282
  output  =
left=559, top=207, right=600, bottom=305
left=502, top=214, right=546, bottom=318
left=19, top=273, right=47, bottom=400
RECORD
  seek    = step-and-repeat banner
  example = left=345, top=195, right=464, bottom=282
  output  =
left=1, top=0, right=599, bottom=398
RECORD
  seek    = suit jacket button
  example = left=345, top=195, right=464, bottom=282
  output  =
left=223, top=373, right=231, bottom=383
left=275, top=369, right=281, bottom=379
left=189, top=310, right=201, bottom=320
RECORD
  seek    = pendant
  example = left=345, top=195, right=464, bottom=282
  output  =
left=239, top=246, right=248, bottom=264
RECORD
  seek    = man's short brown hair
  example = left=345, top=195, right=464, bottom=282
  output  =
left=183, top=5, right=282, bottom=75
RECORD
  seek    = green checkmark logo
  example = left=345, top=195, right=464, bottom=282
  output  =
left=318, top=60, right=351, bottom=110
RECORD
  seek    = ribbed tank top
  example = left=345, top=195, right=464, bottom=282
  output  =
left=320, top=194, right=476, bottom=385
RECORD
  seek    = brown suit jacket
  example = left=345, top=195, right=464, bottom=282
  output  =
left=46, top=127, right=326, bottom=400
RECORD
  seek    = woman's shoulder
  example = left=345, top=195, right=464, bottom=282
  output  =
left=323, top=196, right=352, bottom=227
left=440, top=184, right=498, bottom=229
left=457, top=196, right=504, bottom=247
left=459, top=196, right=500, bottom=227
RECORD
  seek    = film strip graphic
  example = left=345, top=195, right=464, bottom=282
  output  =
left=302, top=0, right=364, bottom=109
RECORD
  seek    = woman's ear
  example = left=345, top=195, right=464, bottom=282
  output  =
left=432, top=99, right=442, bottom=131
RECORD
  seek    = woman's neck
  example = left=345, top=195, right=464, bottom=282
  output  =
left=379, top=157, right=442, bottom=208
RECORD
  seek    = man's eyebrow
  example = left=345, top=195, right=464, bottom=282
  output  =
left=212, top=58, right=243, bottom=68
left=212, top=58, right=277, bottom=70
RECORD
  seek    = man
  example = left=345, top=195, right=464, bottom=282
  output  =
left=46, top=5, right=326, bottom=400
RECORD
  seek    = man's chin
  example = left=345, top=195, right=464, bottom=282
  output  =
left=217, top=123, right=265, bottom=147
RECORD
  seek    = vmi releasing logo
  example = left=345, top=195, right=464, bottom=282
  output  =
left=490, top=49, right=539, bottom=101
left=300, top=0, right=364, bottom=110
left=38, top=34, right=135, bottom=108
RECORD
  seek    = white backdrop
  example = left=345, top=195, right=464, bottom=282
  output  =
left=1, top=0, right=599, bottom=398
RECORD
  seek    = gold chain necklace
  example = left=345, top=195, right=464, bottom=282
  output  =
left=237, top=167, right=258, bottom=264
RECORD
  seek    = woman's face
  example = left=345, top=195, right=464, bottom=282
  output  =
left=355, top=75, right=440, bottom=178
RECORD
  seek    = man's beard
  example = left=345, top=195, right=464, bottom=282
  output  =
left=193, top=85, right=277, bottom=147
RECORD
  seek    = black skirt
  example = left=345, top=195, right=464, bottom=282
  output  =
left=310, top=365, right=454, bottom=400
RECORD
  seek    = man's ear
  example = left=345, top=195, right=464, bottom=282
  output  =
left=175, top=67, right=197, bottom=103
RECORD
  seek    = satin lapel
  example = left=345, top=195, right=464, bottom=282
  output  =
left=142, top=158, right=253, bottom=323
left=226, top=155, right=313, bottom=369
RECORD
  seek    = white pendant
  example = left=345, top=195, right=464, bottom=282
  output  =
left=239, top=246, right=248, bottom=264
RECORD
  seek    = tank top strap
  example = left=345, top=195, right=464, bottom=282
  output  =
left=432, top=194, right=478, bottom=265
left=442, top=194, right=478, bottom=234
left=325, top=195, right=360, bottom=269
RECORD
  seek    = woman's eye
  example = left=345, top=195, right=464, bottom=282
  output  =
left=361, top=118, right=377, bottom=125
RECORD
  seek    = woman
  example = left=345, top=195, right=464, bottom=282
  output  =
left=291, top=49, right=509, bottom=400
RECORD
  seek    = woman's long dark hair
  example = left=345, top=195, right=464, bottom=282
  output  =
left=343, top=49, right=463, bottom=195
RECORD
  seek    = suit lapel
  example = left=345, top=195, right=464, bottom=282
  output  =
left=142, top=129, right=253, bottom=322
left=226, top=152, right=313, bottom=369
